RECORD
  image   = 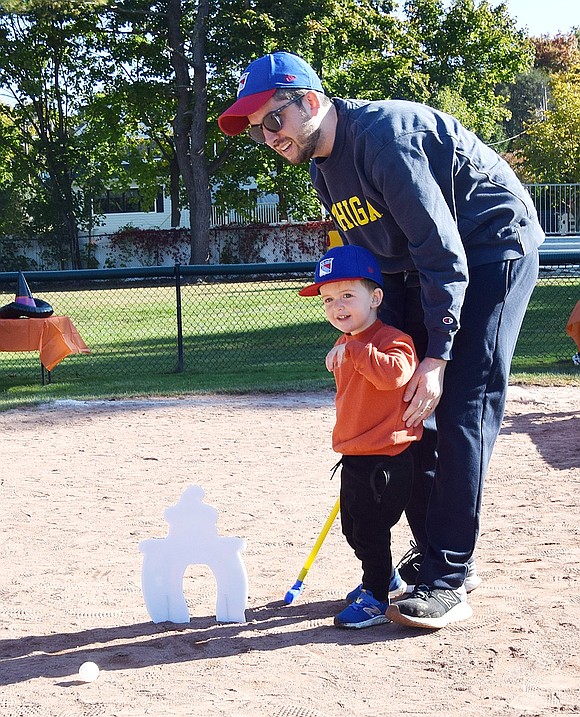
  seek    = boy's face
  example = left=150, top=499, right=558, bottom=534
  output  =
left=319, top=280, right=382, bottom=335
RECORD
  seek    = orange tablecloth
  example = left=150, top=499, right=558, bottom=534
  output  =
left=566, top=300, right=580, bottom=351
left=0, top=316, right=90, bottom=371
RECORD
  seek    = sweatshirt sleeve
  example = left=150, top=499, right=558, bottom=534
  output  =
left=344, top=333, right=417, bottom=390
left=371, top=132, right=469, bottom=360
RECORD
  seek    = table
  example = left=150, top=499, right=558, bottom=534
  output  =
left=566, top=300, right=580, bottom=351
left=0, top=316, right=90, bottom=382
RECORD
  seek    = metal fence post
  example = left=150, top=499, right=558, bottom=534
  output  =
left=174, top=263, right=184, bottom=373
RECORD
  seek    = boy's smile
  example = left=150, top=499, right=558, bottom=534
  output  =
left=319, top=280, right=383, bottom=335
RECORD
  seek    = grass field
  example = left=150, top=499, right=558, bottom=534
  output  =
left=0, top=275, right=578, bottom=411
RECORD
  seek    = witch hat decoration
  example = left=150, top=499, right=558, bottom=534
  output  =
left=15, top=271, right=36, bottom=307
left=0, top=271, right=54, bottom=319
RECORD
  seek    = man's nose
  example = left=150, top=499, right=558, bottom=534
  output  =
left=262, top=125, right=276, bottom=147
left=263, top=128, right=279, bottom=147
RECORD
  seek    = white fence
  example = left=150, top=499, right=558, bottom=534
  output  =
left=525, top=183, right=579, bottom=235
left=82, top=184, right=580, bottom=237
left=210, top=203, right=283, bottom=226
left=212, top=185, right=580, bottom=236
left=3, top=184, right=579, bottom=271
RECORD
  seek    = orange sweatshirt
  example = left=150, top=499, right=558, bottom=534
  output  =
left=331, top=319, right=423, bottom=456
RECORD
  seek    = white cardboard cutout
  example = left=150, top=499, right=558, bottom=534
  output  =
left=140, top=485, right=248, bottom=624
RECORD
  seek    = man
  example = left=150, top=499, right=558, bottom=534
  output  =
left=218, top=51, right=544, bottom=628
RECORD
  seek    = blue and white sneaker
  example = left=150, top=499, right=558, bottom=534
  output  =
left=345, top=568, right=407, bottom=603
left=334, top=589, right=390, bottom=629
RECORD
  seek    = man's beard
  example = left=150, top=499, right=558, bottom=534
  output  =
left=288, top=125, right=322, bottom=165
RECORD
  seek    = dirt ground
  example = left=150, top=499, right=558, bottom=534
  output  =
left=1, top=384, right=579, bottom=717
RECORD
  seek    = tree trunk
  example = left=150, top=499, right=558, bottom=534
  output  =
left=169, top=154, right=182, bottom=227
left=47, top=159, right=82, bottom=269
left=61, top=170, right=82, bottom=268
left=36, top=96, right=83, bottom=269
left=65, top=209, right=82, bottom=269
left=188, top=0, right=210, bottom=264
left=275, top=157, right=290, bottom=222
left=167, top=0, right=210, bottom=265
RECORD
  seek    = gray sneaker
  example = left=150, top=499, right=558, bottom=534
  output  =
left=386, top=584, right=473, bottom=629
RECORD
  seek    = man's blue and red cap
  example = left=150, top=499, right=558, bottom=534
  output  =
left=299, top=245, right=384, bottom=297
left=218, top=52, right=324, bottom=136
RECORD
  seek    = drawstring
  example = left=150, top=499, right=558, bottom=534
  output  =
left=329, top=458, right=343, bottom=480
left=370, top=465, right=390, bottom=503
left=330, top=457, right=389, bottom=502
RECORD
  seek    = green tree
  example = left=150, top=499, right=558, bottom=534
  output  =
left=0, top=107, right=21, bottom=233
left=402, top=0, right=534, bottom=140
left=0, top=0, right=115, bottom=267
left=0, top=0, right=173, bottom=267
left=501, top=34, right=580, bottom=153
left=516, top=69, right=580, bottom=182
left=108, top=0, right=414, bottom=261
left=503, top=68, right=549, bottom=140
left=93, top=2, right=182, bottom=226
left=0, top=0, right=539, bottom=268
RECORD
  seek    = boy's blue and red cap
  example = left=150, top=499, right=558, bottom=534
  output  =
left=218, top=52, right=324, bottom=136
left=299, top=245, right=383, bottom=297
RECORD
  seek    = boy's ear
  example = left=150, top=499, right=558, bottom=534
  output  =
left=371, top=288, right=383, bottom=306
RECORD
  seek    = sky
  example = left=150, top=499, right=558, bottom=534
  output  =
left=490, top=0, right=578, bottom=37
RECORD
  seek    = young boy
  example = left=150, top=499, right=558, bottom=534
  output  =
left=299, top=244, right=423, bottom=628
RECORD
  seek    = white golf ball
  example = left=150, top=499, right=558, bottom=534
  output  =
left=78, top=661, right=100, bottom=682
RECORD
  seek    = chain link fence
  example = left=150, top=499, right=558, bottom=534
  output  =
left=0, top=258, right=578, bottom=390
left=512, top=257, right=580, bottom=372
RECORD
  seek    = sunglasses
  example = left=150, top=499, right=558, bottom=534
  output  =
left=247, top=95, right=306, bottom=144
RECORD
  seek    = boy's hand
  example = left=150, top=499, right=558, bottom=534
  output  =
left=325, top=344, right=347, bottom=372
left=402, top=357, right=447, bottom=427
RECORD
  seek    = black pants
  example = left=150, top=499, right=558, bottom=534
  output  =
left=340, top=451, right=414, bottom=601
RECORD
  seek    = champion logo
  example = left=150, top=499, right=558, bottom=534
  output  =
left=318, top=257, right=334, bottom=276
left=442, top=316, right=454, bottom=325
left=284, top=74, right=297, bottom=82
left=237, top=72, right=249, bottom=96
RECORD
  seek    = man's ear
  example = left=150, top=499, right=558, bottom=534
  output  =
left=303, top=90, right=322, bottom=112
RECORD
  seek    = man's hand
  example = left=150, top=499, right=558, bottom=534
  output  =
left=402, top=357, right=447, bottom=427
left=325, top=344, right=347, bottom=372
